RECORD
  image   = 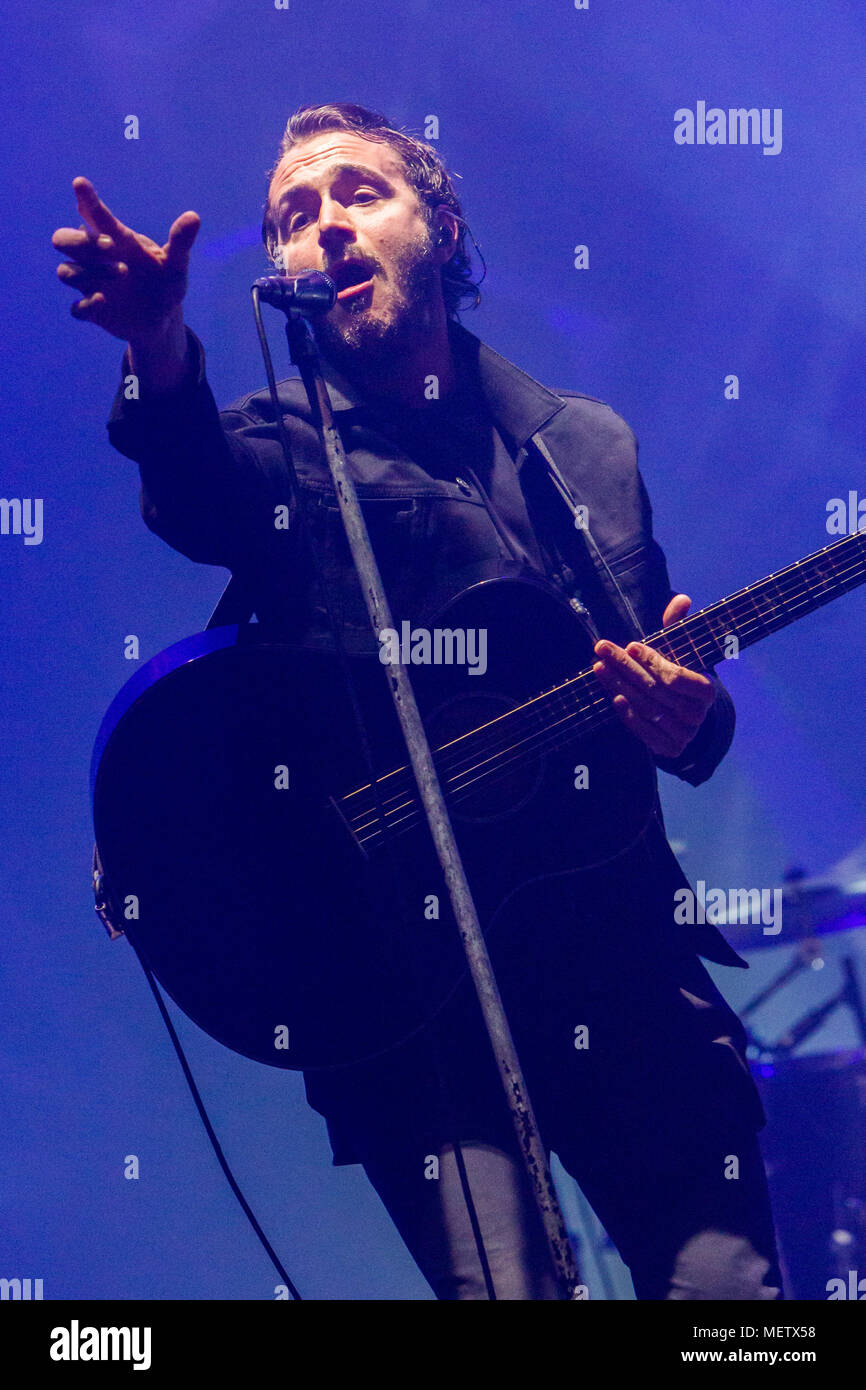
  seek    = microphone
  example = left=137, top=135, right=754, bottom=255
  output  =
left=252, top=269, right=337, bottom=315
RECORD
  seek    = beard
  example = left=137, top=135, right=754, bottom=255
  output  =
left=312, top=226, right=441, bottom=374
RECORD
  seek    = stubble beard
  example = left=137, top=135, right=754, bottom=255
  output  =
left=313, top=228, right=441, bottom=376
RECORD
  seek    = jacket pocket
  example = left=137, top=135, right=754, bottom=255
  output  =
left=299, top=489, right=428, bottom=635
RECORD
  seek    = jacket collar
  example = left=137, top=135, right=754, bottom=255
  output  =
left=320, top=319, right=567, bottom=450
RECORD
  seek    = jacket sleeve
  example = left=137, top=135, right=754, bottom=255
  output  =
left=106, top=326, right=284, bottom=570
left=653, top=672, right=736, bottom=787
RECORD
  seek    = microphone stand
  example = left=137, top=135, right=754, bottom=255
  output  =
left=283, top=308, right=582, bottom=1301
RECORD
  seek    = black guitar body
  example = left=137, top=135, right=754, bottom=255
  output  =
left=92, top=572, right=657, bottom=1070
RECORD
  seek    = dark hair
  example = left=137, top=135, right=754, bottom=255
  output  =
left=261, top=102, right=480, bottom=318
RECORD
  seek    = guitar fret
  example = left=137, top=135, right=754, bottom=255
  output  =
left=700, top=607, right=738, bottom=659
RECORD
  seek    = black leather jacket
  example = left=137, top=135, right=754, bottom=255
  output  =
left=107, top=316, right=743, bottom=968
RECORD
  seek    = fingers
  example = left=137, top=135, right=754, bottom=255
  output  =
left=596, top=640, right=711, bottom=706
left=601, top=671, right=704, bottom=731
left=52, top=226, right=118, bottom=263
left=56, top=179, right=198, bottom=331
left=662, top=593, right=692, bottom=627
left=72, top=177, right=152, bottom=264
left=592, top=640, right=712, bottom=759
left=593, top=634, right=712, bottom=757
left=593, top=642, right=704, bottom=718
left=608, top=693, right=686, bottom=759
left=68, top=290, right=108, bottom=323
left=58, top=181, right=199, bottom=271
left=624, top=642, right=712, bottom=705
left=56, top=259, right=128, bottom=288
left=165, top=211, right=201, bottom=269
left=73, top=176, right=126, bottom=240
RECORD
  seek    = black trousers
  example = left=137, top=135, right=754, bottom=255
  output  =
left=316, top=907, right=784, bottom=1299
left=356, top=1129, right=782, bottom=1300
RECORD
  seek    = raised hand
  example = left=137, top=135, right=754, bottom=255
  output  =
left=53, top=177, right=200, bottom=346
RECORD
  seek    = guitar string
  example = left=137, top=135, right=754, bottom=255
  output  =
left=430, top=550, right=866, bottom=798
left=372, top=539, right=866, bottom=806
left=352, top=604, right=864, bottom=845
left=348, top=549, right=866, bottom=843
left=358, top=548, right=866, bottom=803
left=345, top=546, right=866, bottom=843
left=347, top=548, right=866, bottom=843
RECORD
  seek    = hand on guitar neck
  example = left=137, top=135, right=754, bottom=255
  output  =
left=592, top=593, right=715, bottom=760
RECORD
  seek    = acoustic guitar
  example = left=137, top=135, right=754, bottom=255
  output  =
left=91, top=529, right=866, bottom=1070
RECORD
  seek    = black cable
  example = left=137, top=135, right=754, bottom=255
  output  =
left=125, top=931, right=303, bottom=1300
left=453, top=214, right=487, bottom=300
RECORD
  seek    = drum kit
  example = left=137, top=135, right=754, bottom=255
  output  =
left=719, top=845, right=866, bottom=1300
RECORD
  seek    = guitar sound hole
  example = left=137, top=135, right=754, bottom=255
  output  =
left=427, top=692, right=545, bottom=823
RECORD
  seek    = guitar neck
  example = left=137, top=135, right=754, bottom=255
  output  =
left=341, top=530, right=866, bottom=850
left=643, top=528, right=866, bottom=670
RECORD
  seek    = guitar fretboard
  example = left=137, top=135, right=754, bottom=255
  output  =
left=646, top=527, right=866, bottom=670
left=342, top=527, right=866, bottom=848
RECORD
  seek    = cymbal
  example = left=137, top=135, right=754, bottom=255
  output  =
left=715, top=882, right=866, bottom=951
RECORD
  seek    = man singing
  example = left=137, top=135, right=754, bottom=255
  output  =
left=54, top=102, right=782, bottom=1301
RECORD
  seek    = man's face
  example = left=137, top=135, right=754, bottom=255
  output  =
left=266, top=131, right=444, bottom=366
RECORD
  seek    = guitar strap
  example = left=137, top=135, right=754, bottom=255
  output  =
left=529, top=430, right=648, bottom=645
left=525, top=430, right=673, bottom=837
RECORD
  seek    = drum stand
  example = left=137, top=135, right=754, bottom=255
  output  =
left=741, top=914, right=866, bottom=1295
left=741, top=948, right=866, bottom=1057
